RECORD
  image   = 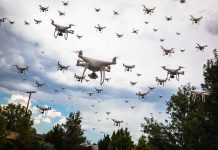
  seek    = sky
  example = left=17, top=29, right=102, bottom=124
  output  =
left=0, top=0, right=218, bottom=144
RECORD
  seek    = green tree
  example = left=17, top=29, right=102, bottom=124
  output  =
left=134, top=135, right=149, bottom=150
left=45, top=124, right=65, bottom=150
left=109, top=128, right=134, bottom=150
left=98, top=134, right=110, bottom=150
left=63, top=111, right=86, bottom=150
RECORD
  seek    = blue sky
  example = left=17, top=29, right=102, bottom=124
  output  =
left=1, top=0, right=218, bottom=143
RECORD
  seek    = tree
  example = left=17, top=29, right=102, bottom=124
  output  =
left=98, top=134, right=110, bottom=150
left=45, top=124, right=65, bottom=150
left=109, top=128, right=134, bottom=150
left=63, top=111, right=86, bottom=150
left=134, top=135, right=149, bottom=150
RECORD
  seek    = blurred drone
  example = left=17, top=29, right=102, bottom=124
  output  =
left=142, top=5, right=155, bottom=16
left=74, top=73, right=85, bottom=82
left=76, top=34, right=83, bottom=39
left=112, top=119, right=123, bottom=126
left=75, top=50, right=116, bottom=85
left=116, top=33, right=123, bottom=38
left=13, top=65, right=28, bottom=74
left=161, top=66, right=184, bottom=81
left=105, top=77, right=111, bottom=82
left=130, top=81, right=137, bottom=86
left=190, top=15, right=202, bottom=25
left=123, top=64, right=135, bottom=72
left=8, top=20, right=15, bottom=24
left=95, top=24, right=106, bottom=33
left=180, top=0, right=186, bottom=3
left=196, top=43, right=208, bottom=51
left=132, top=28, right=139, bottom=34
left=113, top=10, right=119, bottom=15
left=87, top=92, right=93, bottom=96
left=95, top=8, right=101, bottom=12
left=0, top=18, right=7, bottom=26
left=37, top=105, right=51, bottom=115
left=24, top=20, right=30, bottom=25
left=62, top=1, right=69, bottom=6
left=153, top=28, right=158, bottom=32
left=166, top=16, right=172, bottom=21
left=34, top=19, right=42, bottom=24
left=57, top=61, right=70, bottom=72
left=35, top=81, right=45, bottom=88
left=136, top=73, right=141, bottom=77
left=136, top=91, right=149, bottom=99
left=95, top=87, right=103, bottom=93
left=160, top=38, right=165, bottom=42
left=191, top=90, right=209, bottom=102
left=161, top=46, right=175, bottom=56
left=39, top=5, right=49, bottom=12
left=155, top=77, right=167, bottom=86
left=106, top=112, right=111, bottom=115
left=58, top=10, right=66, bottom=16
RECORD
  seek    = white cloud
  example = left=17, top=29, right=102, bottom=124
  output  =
left=33, top=118, right=41, bottom=124
left=55, top=117, right=66, bottom=125
left=42, top=117, right=51, bottom=124
left=8, top=94, right=29, bottom=107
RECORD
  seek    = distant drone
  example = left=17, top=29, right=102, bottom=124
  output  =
left=106, top=112, right=111, bottom=115
left=58, top=10, right=66, bottom=16
left=124, top=100, right=129, bottom=103
left=74, top=73, right=85, bottom=82
left=155, top=77, right=167, bottom=86
left=176, top=32, right=181, bottom=35
left=166, top=16, right=172, bottom=21
left=132, top=28, right=139, bottom=34
left=191, top=90, right=209, bottom=102
left=196, top=43, right=208, bottom=51
left=112, top=119, right=123, bottom=126
left=116, top=33, right=123, bottom=38
left=62, top=1, right=69, bottom=6
left=57, top=61, right=70, bottom=72
left=76, top=34, right=83, bottom=39
left=153, top=28, right=158, bottom=32
left=123, top=64, right=135, bottom=72
left=0, top=18, right=7, bottom=26
left=160, top=38, right=165, bottom=42
left=161, top=66, right=184, bottom=81
left=142, top=5, right=155, bottom=16
left=136, top=73, right=141, bottom=77
left=130, top=81, right=137, bottom=86
left=8, top=20, right=15, bottom=25
left=51, top=20, right=74, bottom=40
left=131, top=106, right=135, bottom=109
left=95, top=8, right=101, bottom=12
left=87, top=92, right=93, bottom=96
left=180, top=49, right=185, bottom=52
left=75, top=50, right=117, bottom=85
left=34, top=19, right=42, bottom=24
left=13, top=65, right=28, bottom=74
left=136, top=91, right=149, bottom=99
left=180, top=0, right=186, bottom=3
left=95, top=24, right=106, bottom=33
left=39, top=5, right=49, bottom=13
left=24, top=20, right=30, bottom=25
left=161, top=46, right=175, bottom=56
left=37, top=105, right=51, bottom=114
left=190, top=15, right=203, bottom=25
left=35, top=81, right=45, bottom=88
left=148, top=87, right=155, bottom=91
left=144, top=21, right=149, bottom=24
left=95, top=87, right=103, bottom=93
left=105, top=77, right=111, bottom=82
left=113, top=10, right=119, bottom=15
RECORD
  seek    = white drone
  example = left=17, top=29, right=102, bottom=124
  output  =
left=39, top=5, right=49, bottom=13
left=142, top=5, right=155, bottom=16
left=123, top=64, right=135, bottom=72
left=155, top=77, right=167, bottom=86
left=191, top=90, right=209, bottom=102
left=161, top=46, right=175, bottom=56
left=13, top=65, right=28, bottom=74
left=51, top=20, right=74, bottom=40
left=57, top=61, right=70, bottom=73
left=0, top=18, right=7, bottom=26
left=34, top=19, right=42, bottom=24
left=37, top=105, right=51, bottom=115
left=130, top=81, right=137, bottom=86
left=35, top=81, right=45, bottom=88
left=136, top=91, right=149, bottom=99
left=161, top=66, right=184, bottom=81
left=75, top=50, right=117, bottom=85
left=112, top=119, right=123, bottom=126
left=196, top=43, right=208, bottom=52
left=87, top=92, right=93, bottom=96
left=74, top=73, right=85, bottom=82
left=95, top=87, right=103, bottom=93
left=190, top=15, right=203, bottom=25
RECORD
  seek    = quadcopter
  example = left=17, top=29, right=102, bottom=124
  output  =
left=106, top=112, right=111, bottom=115
left=95, top=87, right=103, bottom=93
left=95, top=8, right=101, bottom=12
left=62, top=1, right=69, bottom=6
left=176, top=32, right=181, bottom=35
left=13, top=65, right=28, bottom=74
left=166, top=16, right=172, bottom=21
left=136, top=73, right=141, bottom=77
left=123, top=64, right=135, bottom=72
left=155, top=77, right=167, bottom=86
left=160, top=38, right=165, bottom=42
left=113, top=10, right=119, bottom=15
left=74, top=73, right=85, bottom=82
left=8, top=20, right=15, bottom=24
left=85, top=79, right=90, bottom=82
left=0, top=18, right=7, bottom=26
left=148, top=86, right=155, bottom=91
left=153, top=28, right=158, bottom=32
left=124, top=100, right=129, bottom=103
left=105, top=77, right=111, bottom=82
left=35, top=81, right=45, bottom=88
left=132, top=28, right=139, bottom=34
left=87, top=92, right=93, bottom=96
left=180, top=49, right=185, bottom=52
left=57, top=61, right=70, bottom=72
left=75, top=50, right=117, bottom=85
left=191, top=90, right=209, bottom=102
left=144, top=21, right=149, bottom=24
left=51, top=20, right=74, bottom=40
left=161, top=66, right=184, bottom=81
left=94, top=24, right=106, bottom=33
left=159, top=94, right=163, bottom=99
left=39, top=5, right=49, bottom=13
left=136, top=91, right=149, bottom=99
left=58, top=10, right=66, bottom=16
left=34, top=19, right=42, bottom=24
left=130, top=81, right=137, bottom=86
left=116, top=33, right=123, bottom=38
left=161, top=46, right=175, bottom=56
left=91, top=104, right=95, bottom=107
left=180, top=0, right=186, bottom=3
left=196, top=43, right=208, bottom=51
left=112, top=119, right=123, bottom=126
left=24, top=20, right=30, bottom=25
left=37, top=105, right=51, bottom=114
left=142, top=5, right=155, bottom=16
left=76, top=34, right=83, bottom=39
left=131, top=106, right=135, bottom=109
left=190, top=15, right=203, bottom=25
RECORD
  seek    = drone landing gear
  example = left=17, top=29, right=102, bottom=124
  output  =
left=88, top=72, right=98, bottom=79
left=58, top=32, right=63, bottom=36
left=170, top=75, right=175, bottom=78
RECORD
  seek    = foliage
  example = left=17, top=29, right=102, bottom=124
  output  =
left=109, top=128, right=134, bottom=150
left=98, top=134, right=110, bottom=150
left=63, top=111, right=86, bottom=150
left=134, top=135, right=149, bottom=150
left=33, top=140, right=54, bottom=150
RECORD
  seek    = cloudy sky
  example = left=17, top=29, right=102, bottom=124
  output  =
left=0, top=0, right=217, bottom=143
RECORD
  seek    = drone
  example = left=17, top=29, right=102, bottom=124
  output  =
left=176, top=32, right=181, bottom=35
left=112, top=119, right=123, bottom=126
left=161, top=46, right=175, bottom=56
left=124, top=100, right=129, bottom=103
left=57, top=61, right=70, bottom=72
left=8, top=20, right=15, bottom=25
left=132, top=28, right=139, bottom=34
left=105, top=77, right=111, bottom=82
left=95, top=8, right=101, bottom=12
left=136, top=73, right=141, bottom=77
left=136, top=91, right=149, bottom=99
left=113, top=10, right=119, bottom=15
left=75, top=50, right=117, bottom=85
left=24, top=20, right=30, bottom=25
left=153, top=28, right=158, bottom=32
left=0, top=18, right=7, bottom=26
left=190, top=15, right=203, bottom=25
left=161, top=66, right=184, bottom=81
left=123, top=64, right=135, bottom=72
left=35, top=81, right=45, bottom=88
left=148, top=86, right=155, bottom=91
left=131, top=106, right=135, bottom=109
left=95, top=24, right=106, bottom=33
left=159, top=94, right=163, bottom=99
left=180, top=49, right=185, bottom=52
left=91, top=104, right=95, bottom=107
left=39, top=5, right=49, bottom=13
left=191, top=90, right=209, bottom=102
left=142, top=5, right=155, bottom=16
left=166, top=16, right=172, bottom=21
left=13, top=65, right=28, bottom=74
left=106, top=112, right=111, bottom=115
left=95, top=87, right=103, bottom=93
left=155, top=77, right=167, bottom=86
left=58, top=10, right=66, bottom=16
left=196, top=43, right=208, bottom=51
left=51, top=20, right=74, bottom=40
left=62, top=1, right=69, bottom=6
left=130, top=81, right=137, bottom=86
left=36, top=105, right=51, bottom=115
left=180, top=0, right=186, bottom=3
left=144, top=21, right=149, bottom=24
left=74, top=73, right=85, bottom=82
left=116, top=33, right=123, bottom=38
left=34, top=19, right=42, bottom=24
left=85, top=79, right=90, bottom=82
left=76, top=34, right=83, bottom=39
left=87, top=92, right=93, bottom=96
left=160, top=38, right=165, bottom=42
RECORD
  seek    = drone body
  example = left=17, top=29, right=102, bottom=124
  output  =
left=123, top=64, right=135, bottom=72
left=113, top=10, right=119, bottom=15
left=95, top=87, right=103, bottom=93
left=155, top=77, right=167, bottom=86
left=39, top=5, right=49, bottom=13
left=130, top=81, right=137, bottom=86
left=196, top=43, right=208, bottom=51
left=116, top=33, right=123, bottom=38
left=62, top=1, right=69, bottom=6
left=34, top=19, right=42, bottom=24
left=0, top=18, right=7, bottom=26
left=13, top=65, right=28, bottom=74
left=190, top=15, right=203, bottom=25
left=95, top=8, right=101, bottom=12
left=57, top=61, right=70, bottom=73
left=136, top=91, right=149, bottom=99
left=112, top=119, right=123, bottom=126
left=37, top=105, right=51, bottom=114
left=161, top=46, right=175, bottom=56
left=191, top=90, right=209, bottom=102
left=166, top=16, right=172, bottom=21
left=35, top=81, right=45, bottom=88
left=132, top=28, right=139, bottom=34
left=95, top=24, right=106, bottom=33
left=58, top=10, right=66, bottom=16
left=74, top=73, right=85, bottom=82
left=162, top=66, right=184, bottom=81
left=142, top=5, right=155, bottom=16
left=24, top=20, right=30, bottom=25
